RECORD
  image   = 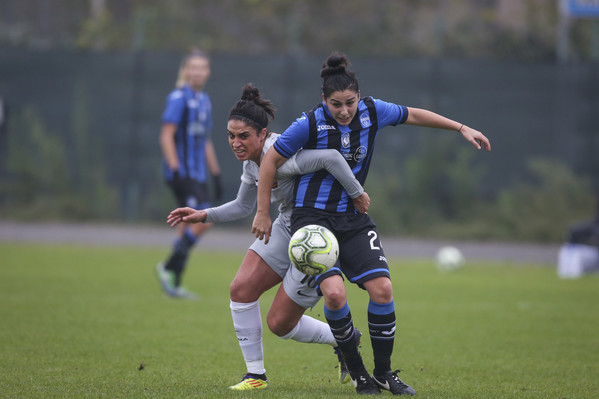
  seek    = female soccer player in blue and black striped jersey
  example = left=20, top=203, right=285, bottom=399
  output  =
left=156, top=49, right=223, bottom=299
left=253, top=52, right=491, bottom=395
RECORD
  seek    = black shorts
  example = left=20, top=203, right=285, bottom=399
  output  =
left=291, top=208, right=390, bottom=288
left=167, top=175, right=211, bottom=209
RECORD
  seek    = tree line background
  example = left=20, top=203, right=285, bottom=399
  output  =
left=0, top=0, right=598, bottom=243
left=1, top=0, right=598, bottom=61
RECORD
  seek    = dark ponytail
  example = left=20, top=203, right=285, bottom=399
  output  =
left=320, top=52, right=359, bottom=99
left=228, top=83, right=275, bottom=132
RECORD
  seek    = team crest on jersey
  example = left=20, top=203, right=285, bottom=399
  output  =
left=187, top=99, right=199, bottom=108
left=354, top=146, right=367, bottom=161
left=360, top=112, right=371, bottom=128
left=341, top=132, right=351, bottom=148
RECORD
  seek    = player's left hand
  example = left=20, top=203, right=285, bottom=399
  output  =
left=460, top=125, right=491, bottom=151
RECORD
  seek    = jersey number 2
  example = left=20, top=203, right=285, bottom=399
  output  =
left=368, top=230, right=380, bottom=250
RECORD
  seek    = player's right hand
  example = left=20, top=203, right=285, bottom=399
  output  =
left=167, top=207, right=206, bottom=227
left=352, top=192, right=370, bottom=214
left=251, top=212, right=272, bottom=244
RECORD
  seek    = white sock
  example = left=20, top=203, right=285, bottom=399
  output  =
left=280, top=315, right=336, bottom=346
left=230, top=300, right=265, bottom=375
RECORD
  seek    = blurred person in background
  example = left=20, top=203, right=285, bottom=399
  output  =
left=156, top=49, right=223, bottom=299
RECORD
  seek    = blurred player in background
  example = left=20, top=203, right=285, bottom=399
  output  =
left=156, top=49, right=223, bottom=299
left=167, top=84, right=369, bottom=390
left=253, top=52, right=491, bottom=395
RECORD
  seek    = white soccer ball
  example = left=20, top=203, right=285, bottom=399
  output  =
left=288, top=224, right=339, bottom=276
left=435, top=246, right=465, bottom=271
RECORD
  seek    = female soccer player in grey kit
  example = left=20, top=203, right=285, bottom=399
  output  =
left=167, top=84, right=369, bottom=390
left=253, top=52, right=491, bottom=395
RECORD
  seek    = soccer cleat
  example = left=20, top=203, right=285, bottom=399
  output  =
left=373, top=370, right=416, bottom=396
left=156, top=263, right=177, bottom=296
left=334, top=347, right=350, bottom=384
left=350, top=370, right=381, bottom=395
left=156, top=263, right=198, bottom=300
left=334, top=328, right=363, bottom=384
left=171, top=286, right=199, bottom=300
left=228, top=374, right=268, bottom=390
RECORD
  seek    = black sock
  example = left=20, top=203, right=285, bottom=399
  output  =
left=368, top=300, right=396, bottom=377
left=325, top=303, right=366, bottom=376
left=164, top=230, right=197, bottom=286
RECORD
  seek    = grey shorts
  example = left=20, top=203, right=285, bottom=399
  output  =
left=282, top=265, right=320, bottom=309
left=249, top=216, right=321, bottom=309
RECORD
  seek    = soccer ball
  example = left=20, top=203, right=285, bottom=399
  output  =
left=435, top=246, right=465, bottom=271
left=288, top=224, right=339, bottom=276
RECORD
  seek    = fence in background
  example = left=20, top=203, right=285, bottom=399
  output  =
left=0, top=48, right=597, bottom=223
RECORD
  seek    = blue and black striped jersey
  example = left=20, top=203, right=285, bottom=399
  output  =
left=161, top=84, right=213, bottom=183
left=273, top=96, right=408, bottom=213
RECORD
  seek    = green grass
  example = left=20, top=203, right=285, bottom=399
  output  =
left=0, top=243, right=597, bottom=398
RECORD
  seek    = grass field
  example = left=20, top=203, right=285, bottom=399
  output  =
left=0, top=243, right=597, bottom=398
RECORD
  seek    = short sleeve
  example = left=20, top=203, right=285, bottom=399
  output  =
left=374, top=98, right=409, bottom=127
left=162, top=90, right=185, bottom=124
left=273, top=114, right=311, bottom=159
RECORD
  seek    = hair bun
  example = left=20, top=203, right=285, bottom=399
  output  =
left=326, top=53, right=348, bottom=69
left=240, top=83, right=261, bottom=102
left=320, top=52, right=350, bottom=78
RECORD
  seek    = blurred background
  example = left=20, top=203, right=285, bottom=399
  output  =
left=0, top=0, right=598, bottom=243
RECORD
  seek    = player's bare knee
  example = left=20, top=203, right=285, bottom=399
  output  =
left=365, top=277, right=393, bottom=303
left=230, top=278, right=253, bottom=302
left=324, top=290, right=346, bottom=309
left=266, top=312, right=291, bottom=337
left=320, top=276, right=346, bottom=308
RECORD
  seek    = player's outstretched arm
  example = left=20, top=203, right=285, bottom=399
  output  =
left=202, top=182, right=257, bottom=223
left=167, top=207, right=207, bottom=227
left=405, top=107, right=491, bottom=151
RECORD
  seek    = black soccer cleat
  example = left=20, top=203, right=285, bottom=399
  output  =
left=373, top=370, right=416, bottom=396
left=334, top=327, right=363, bottom=384
left=350, top=369, right=381, bottom=395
